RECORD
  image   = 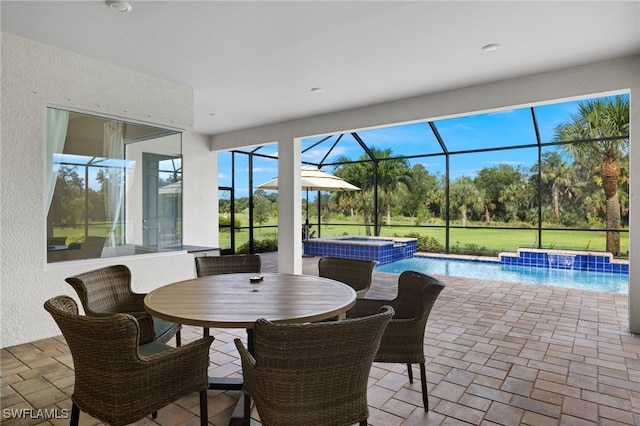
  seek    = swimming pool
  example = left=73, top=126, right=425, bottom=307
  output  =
left=375, top=256, right=629, bottom=294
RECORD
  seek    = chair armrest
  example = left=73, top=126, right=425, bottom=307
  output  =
left=142, top=335, right=213, bottom=364
left=234, top=338, right=257, bottom=394
left=139, top=336, right=214, bottom=392
left=346, top=298, right=393, bottom=318
left=234, top=338, right=256, bottom=367
left=130, top=311, right=155, bottom=344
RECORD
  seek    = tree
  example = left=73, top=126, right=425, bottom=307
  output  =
left=474, top=164, right=525, bottom=222
left=499, top=182, right=530, bottom=223
left=252, top=189, right=272, bottom=234
left=450, top=177, right=480, bottom=227
left=54, top=165, right=85, bottom=226
left=333, top=147, right=412, bottom=235
left=397, top=164, right=438, bottom=219
left=533, top=151, right=578, bottom=224
left=554, top=96, right=629, bottom=255
left=333, top=158, right=375, bottom=235
left=374, top=148, right=412, bottom=230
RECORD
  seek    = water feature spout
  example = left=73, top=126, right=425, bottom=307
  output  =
left=547, top=253, right=576, bottom=269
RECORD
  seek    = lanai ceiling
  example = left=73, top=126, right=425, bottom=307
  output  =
left=2, top=1, right=639, bottom=135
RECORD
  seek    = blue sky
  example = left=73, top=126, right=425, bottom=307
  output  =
left=218, top=95, right=624, bottom=199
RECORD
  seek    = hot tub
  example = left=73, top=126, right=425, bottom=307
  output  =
left=304, top=236, right=417, bottom=265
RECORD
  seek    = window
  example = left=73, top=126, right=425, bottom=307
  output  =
left=46, top=108, right=182, bottom=263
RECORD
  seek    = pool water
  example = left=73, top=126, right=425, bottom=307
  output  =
left=375, top=257, right=629, bottom=294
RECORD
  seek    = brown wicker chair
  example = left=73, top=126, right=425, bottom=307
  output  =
left=195, top=254, right=261, bottom=277
left=234, top=305, right=394, bottom=426
left=346, top=270, right=445, bottom=411
left=318, top=256, right=376, bottom=298
left=44, top=295, right=213, bottom=426
left=195, top=254, right=261, bottom=336
left=65, top=264, right=181, bottom=346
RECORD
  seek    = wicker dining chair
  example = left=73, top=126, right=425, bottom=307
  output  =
left=44, top=295, right=213, bottom=426
left=65, top=264, right=181, bottom=346
left=195, top=254, right=261, bottom=336
left=318, top=256, right=376, bottom=298
left=234, top=305, right=394, bottom=426
left=195, top=254, right=261, bottom=277
left=346, top=270, right=445, bottom=411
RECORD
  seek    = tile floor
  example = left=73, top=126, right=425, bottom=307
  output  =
left=2, top=253, right=639, bottom=425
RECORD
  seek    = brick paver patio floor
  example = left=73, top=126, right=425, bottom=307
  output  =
left=2, top=252, right=638, bottom=425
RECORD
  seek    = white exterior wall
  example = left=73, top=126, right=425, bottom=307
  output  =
left=212, top=55, right=640, bottom=333
left=182, top=131, right=219, bottom=247
left=0, top=33, right=216, bottom=347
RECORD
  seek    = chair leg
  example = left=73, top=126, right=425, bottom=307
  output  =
left=200, top=389, right=208, bottom=426
left=203, top=327, right=210, bottom=337
left=243, top=394, right=251, bottom=426
left=70, top=402, right=80, bottom=426
left=359, top=421, right=368, bottom=426
left=407, top=362, right=414, bottom=383
left=420, top=362, right=428, bottom=411
left=176, top=329, right=182, bottom=347
left=152, top=411, right=158, bottom=419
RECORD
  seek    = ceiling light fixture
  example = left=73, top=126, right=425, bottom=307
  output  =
left=106, top=1, right=132, bottom=13
left=310, top=87, right=325, bottom=93
left=209, top=112, right=221, bottom=117
left=481, top=43, right=501, bottom=52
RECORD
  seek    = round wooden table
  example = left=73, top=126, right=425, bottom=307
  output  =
left=144, top=272, right=357, bottom=329
left=145, top=272, right=356, bottom=425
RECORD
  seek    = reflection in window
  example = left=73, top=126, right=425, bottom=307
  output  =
left=46, top=108, right=182, bottom=263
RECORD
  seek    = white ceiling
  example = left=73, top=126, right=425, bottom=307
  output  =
left=2, top=1, right=639, bottom=135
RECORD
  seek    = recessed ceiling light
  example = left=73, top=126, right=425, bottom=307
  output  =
left=209, top=112, right=221, bottom=117
left=481, top=43, right=501, bottom=52
left=310, top=87, right=325, bottom=93
left=106, top=1, right=132, bottom=13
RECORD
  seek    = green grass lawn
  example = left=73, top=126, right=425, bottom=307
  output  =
left=246, top=215, right=629, bottom=256
left=59, top=215, right=628, bottom=257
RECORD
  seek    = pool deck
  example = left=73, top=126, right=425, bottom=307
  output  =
left=2, top=251, right=638, bottom=425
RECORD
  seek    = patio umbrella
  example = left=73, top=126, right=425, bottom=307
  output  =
left=258, top=166, right=360, bottom=238
left=258, top=165, right=360, bottom=192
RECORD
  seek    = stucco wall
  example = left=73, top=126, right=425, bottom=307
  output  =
left=212, top=55, right=640, bottom=333
left=0, top=33, right=211, bottom=347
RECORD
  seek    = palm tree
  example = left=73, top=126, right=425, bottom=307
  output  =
left=554, top=96, right=629, bottom=255
left=450, top=177, right=480, bottom=227
left=333, top=147, right=411, bottom=235
left=536, top=151, right=578, bottom=224
left=373, top=148, right=412, bottom=231
left=333, top=157, right=375, bottom=235
left=498, top=182, right=531, bottom=223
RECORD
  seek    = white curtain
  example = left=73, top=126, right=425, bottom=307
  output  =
left=103, top=121, right=125, bottom=255
left=45, top=108, right=69, bottom=212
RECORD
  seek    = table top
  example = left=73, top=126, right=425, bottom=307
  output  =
left=144, top=272, right=357, bottom=329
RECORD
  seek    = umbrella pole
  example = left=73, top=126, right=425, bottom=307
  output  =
left=306, top=188, right=309, bottom=232
left=303, top=188, right=313, bottom=257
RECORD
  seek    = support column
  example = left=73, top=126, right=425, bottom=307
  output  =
left=629, top=89, right=639, bottom=334
left=277, top=137, right=302, bottom=274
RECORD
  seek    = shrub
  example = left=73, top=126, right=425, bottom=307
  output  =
left=237, top=238, right=278, bottom=254
left=450, top=243, right=498, bottom=257
left=404, top=232, right=444, bottom=253
left=67, top=234, right=85, bottom=245
left=219, top=215, right=241, bottom=229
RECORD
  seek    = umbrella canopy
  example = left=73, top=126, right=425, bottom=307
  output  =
left=258, top=166, right=360, bottom=192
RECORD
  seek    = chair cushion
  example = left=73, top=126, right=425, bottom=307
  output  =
left=153, top=316, right=176, bottom=338
left=138, top=340, right=172, bottom=357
